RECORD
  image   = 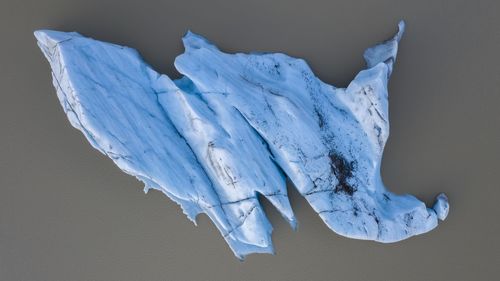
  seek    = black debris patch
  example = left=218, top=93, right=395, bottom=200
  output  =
left=329, top=152, right=357, bottom=196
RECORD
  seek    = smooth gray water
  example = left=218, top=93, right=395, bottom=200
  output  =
left=1, top=0, right=498, bottom=280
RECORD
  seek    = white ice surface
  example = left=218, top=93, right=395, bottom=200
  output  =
left=35, top=21, right=448, bottom=259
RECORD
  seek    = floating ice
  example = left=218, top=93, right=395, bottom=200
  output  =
left=35, top=21, right=448, bottom=259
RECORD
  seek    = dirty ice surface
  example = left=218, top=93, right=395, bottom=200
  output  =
left=35, top=21, right=449, bottom=259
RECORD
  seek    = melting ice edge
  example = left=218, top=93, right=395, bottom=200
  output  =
left=35, top=21, right=449, bottom=259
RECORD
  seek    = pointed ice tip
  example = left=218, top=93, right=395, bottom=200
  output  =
left=181, top=30, right=217, bottom=51
left=289, top=218, right=298, bottom=231
left=362, top=20, right=406, bottom=70
left=433, top=193, right=449, bottom=221
left=183, top=29, right=194, bottom=38
left=34, top=29, right=80, bottom=48
left=395, top=20, right=405, bottom=42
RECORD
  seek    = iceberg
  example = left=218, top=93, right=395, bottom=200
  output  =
left=35, top=21, right=449, bottom=259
